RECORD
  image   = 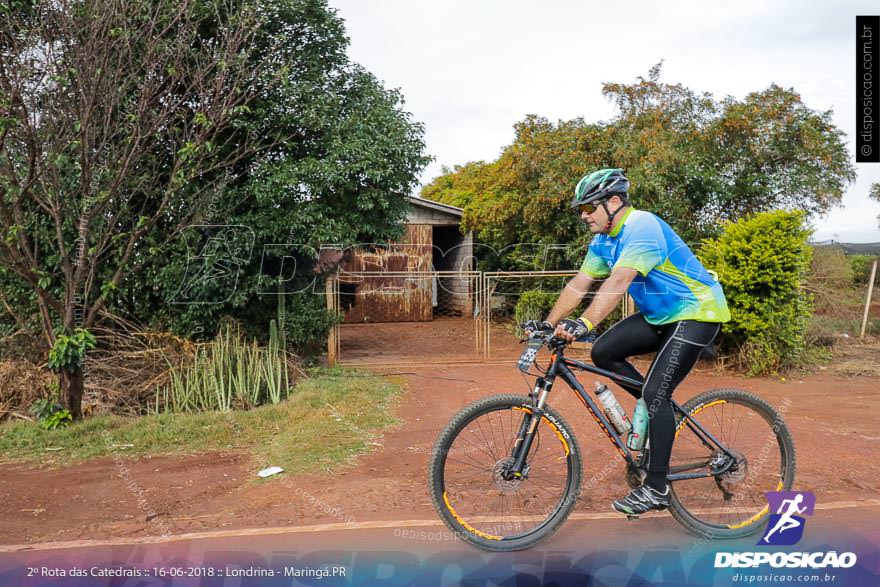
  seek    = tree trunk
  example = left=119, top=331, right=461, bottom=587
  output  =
left=61, top=366, right=85, bottom=421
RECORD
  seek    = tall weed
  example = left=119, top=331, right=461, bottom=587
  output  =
left=156, top=324, right=293, bottom=413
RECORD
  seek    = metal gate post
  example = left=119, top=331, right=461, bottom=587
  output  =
left=326, top=274, right=339, bottom=366
left=485, top=273, right=493, bottom=361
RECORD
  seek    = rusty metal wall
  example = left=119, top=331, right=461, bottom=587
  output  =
left=340, top=225, right=433, bottom=323
left=340, top=274, right=433, bottom=322
left=330, top=272, right=485, bottom=365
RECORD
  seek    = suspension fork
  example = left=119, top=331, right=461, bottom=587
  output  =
left=507, top=361, right=559, bottom=478
left=507, top=378, right=540, bottom=457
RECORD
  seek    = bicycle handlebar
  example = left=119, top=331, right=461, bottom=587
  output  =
left=522, top=326, right=590, bottom=349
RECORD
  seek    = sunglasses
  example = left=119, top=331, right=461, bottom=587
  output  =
left=576, top=201, right=605, bottom=215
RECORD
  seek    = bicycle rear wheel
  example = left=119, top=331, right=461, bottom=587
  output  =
left=668, top=388, right=796, bottom=539
left=428, top=394, right=582, bottom=551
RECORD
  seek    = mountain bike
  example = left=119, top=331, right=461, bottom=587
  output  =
left=428, top=327, right=796, bottom=551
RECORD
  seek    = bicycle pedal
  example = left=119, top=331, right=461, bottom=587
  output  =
left=626, top=515, right=640, bottom=521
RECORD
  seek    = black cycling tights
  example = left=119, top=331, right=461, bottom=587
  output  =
left=590, top=312, right=720, bottom=477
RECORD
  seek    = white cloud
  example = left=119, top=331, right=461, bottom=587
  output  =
left=329, top=0, right=880, bottom=242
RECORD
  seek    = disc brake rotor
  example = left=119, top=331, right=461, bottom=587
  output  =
left=492, top=457, right=524, bottom=492
left=718, top=448, right=748, bottom=484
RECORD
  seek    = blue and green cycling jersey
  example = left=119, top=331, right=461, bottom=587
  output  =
left=579, top=208, right=730, bottom=325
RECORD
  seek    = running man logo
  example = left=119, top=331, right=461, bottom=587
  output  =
left=758, top=491, right=816, bottom=546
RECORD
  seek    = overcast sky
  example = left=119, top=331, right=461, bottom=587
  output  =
left=328, top=0, right=880, bottom=243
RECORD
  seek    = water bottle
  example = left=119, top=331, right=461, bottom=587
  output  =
left=595, top=383, right=632, bottom=435
left=627, top=398, right=649, bottom=451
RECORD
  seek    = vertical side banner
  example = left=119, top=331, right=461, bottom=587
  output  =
left=856, top=15, right=880, bottom=162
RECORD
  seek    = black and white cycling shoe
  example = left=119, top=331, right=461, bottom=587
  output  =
left=612, top=483, right=670, bottom=515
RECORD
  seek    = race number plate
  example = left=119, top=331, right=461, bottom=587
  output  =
left=517, top=338, right=543, bottom=372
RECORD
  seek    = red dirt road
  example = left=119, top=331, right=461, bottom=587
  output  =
left=1, top=359, right=878, bottom=548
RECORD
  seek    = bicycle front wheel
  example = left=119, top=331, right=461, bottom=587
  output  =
left=428, top=394, right=582, bottom=551
left=668, top=388, right=796, bottom=539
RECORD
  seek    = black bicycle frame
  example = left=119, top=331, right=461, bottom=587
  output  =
left=509, top=342, right=737, bottom=483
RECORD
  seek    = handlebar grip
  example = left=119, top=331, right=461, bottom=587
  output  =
left=525, top=329, right=594, bottom=346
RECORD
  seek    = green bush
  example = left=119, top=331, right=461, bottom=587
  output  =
left=29, top=399, right=72, bottom=430
left=280, top=292, right=343, bottom=360
left=699, top=210, right=813, bottom=375
left=511, top=284, right=626, bottom=335
left=513, top=290, right=558, bottom=328
left=850, top=254, right=879, bottom=286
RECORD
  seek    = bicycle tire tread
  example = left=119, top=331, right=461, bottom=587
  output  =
left=668, top=388, right=796, bottom=540
left=428, top=394, right=583, bottom=551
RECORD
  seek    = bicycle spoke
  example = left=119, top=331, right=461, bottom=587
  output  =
left=730, top=404, right=743, bottom=452
left=438, top=403, right=572, bottom=542
left=474, top=416, right=500, bottom=461
left=445, top=456, right=493, bottom=472
left=485, top=411, right=503, bottom=457
left=455, top=431, right=500, bottom=465
left=497, top=409, right=508, bottom=457
left=671, top=395, right=789, bottom=531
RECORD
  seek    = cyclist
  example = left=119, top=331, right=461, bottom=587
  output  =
left=524, top=168, right=730, bottom=516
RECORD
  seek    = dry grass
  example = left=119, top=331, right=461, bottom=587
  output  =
left=0, top=313, right=307, bottom=418
left=86, top=314, right=306, bottom=415
left=84, top=315, right=198, bottom=415
left=0, top=359, right=53, bottom=422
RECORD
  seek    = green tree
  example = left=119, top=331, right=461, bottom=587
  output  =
left=601, top=63, right=720, bottom=238
left=422, top=116, right=607, bottom=269
left=707, top=85, right=855, bottom=219
left=0, top=0, right=428, bottom=417
left=424, top=65, right=855, bottom=252
left=2, top=0, right=273, bottom=417
left=120, top=2, right=429, bottom=353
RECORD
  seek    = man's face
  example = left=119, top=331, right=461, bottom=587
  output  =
left=578, top=196, right=621, bottom=234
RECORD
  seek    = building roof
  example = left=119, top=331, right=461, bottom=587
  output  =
left=406, top=196, right=463, bottom=218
